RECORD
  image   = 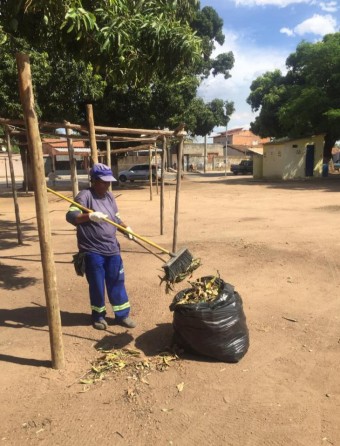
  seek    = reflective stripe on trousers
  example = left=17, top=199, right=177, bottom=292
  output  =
left=85, top=253, right=130, bottom=321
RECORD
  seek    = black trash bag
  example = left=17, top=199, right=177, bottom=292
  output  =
left=72, top=252, right=86, bottom=277
left=170, top=276, right=249, bottom=363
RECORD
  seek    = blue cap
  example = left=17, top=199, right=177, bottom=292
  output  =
left=90, top=163, right=116, bottom=182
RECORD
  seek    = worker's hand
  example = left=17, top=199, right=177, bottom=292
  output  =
left=89, top=211, right=108, bottom=222
left=125, top=226, right=135, bottom=240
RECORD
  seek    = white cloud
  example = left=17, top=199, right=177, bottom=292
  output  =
left=282, top=14, right=338, bottom=36
left=319, top=1, right=337, bottom=12
left=197, top=31, right=288, bottom=129
left=234, top=0, right=337, bottom=9
left=235, top=0, right=312, bottom=6
left=295, top=13, right=337, bottom=34
left=280, top=27, right=295, bottom=36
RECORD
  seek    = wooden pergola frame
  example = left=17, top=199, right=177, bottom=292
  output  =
left=1, top=53, right=187, bottom=370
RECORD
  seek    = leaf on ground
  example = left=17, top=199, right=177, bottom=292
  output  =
left=127, top=388, right=135, bottom=397
left=79, top=379, right=94, bottom=385
left=177, top=382, right=184, bottom=392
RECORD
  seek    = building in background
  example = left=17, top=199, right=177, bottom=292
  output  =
left=42, top=138, right=90, bottom=175
left=212, top=127, right=269, bottom=157
left=261, top=134, right=325, bottom=179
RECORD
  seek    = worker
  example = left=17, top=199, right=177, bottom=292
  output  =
left=66, top=163, right=136, bottom=330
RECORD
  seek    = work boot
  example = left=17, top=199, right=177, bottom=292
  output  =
left=92, top=317, right=108, bottom=330
left=116, top=317, right=136, bottom=328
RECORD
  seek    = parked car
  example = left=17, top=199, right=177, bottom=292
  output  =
left=230, top=159, right=253, bottom=175
left=118, top=164, right=161, bottom=183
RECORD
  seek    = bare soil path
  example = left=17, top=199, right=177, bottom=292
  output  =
left=1, top=174, right=340, bottom=446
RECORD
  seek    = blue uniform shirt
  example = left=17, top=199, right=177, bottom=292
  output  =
left=66, top=188, right=122, bottom=255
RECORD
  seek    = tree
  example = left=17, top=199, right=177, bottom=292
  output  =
left=0, top=1, right=234, bottom=131
left=0, top=1, right=236, bottom=188
left=247, top=33, right=340, bottom=161
left=0, top=37, right=106, bottom=189
left=1, top=0, right=202, bottom=85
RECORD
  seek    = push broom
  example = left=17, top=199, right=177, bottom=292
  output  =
left=47, top=188, right=200, bottom=283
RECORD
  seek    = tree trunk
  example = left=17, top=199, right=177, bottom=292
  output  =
left=323, top=133, right=336, bottom=163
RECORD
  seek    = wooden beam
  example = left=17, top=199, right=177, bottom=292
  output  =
left=0, top=117, right=176, bottom=138
left=92, top=125, right=174, bottom=137
left=98, top=143, right=155, bottom=155
left=16, top=52, right=65, bottom=370
left=86, top=104, right=98, bottom=164
left=63, top=135, right=158, bottom=143
left=172, top=130, right=186, bottom=253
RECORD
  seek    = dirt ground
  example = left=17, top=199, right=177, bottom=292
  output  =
left=1, top=173, right=340, bottom=446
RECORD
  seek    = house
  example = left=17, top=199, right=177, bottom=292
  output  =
left=212, top=128, right=270, bottom=154
left=42, top=138, right=91, bottom=175
left=260, top=134, right=325, bottom=180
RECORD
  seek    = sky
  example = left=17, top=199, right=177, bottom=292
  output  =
left=197, top=0, right=340, bottom=137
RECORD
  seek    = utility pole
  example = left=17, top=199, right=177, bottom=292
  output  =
left=224, top=123, right=228, bottom=177
left=204, top=135, right=207, bottom=173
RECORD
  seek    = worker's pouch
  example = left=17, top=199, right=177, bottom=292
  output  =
left=72, top=252, right=86, bottom=277
left=170, top=276, right=249, bottom=363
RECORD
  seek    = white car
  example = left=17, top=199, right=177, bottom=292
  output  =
left=118, top=164, right=161, bottom=183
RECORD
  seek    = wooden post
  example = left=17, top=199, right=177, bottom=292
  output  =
left=154, top=144, right=159, bottom=195
left=106, top=138, right=112, bottom=192
left=166, top=142, right=171, bottom=170
left=172, top=132, right=185, bottom=252
left=16, top=53, right=65, bottom=370
left=5, top=126, right=23, bottom=245
left=24, top=147, right=28, bottom=194
left=64, top=121, right=79, bottom=197
left=86, top=104, right=98, bottom=164
left=52, top=155, right=56, bottom=174
left=4, top=157, right=9, bottom=187
left=160, top=137, right=166, bottom=235
left=149, top=147, right=153, bottom=201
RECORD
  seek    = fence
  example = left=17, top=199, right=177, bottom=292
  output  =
left=185, top=155, right=251, bottom=172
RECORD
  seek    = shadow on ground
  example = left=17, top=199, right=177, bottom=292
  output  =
left=0, top=219, right=37, bottom=249
left=188, top=172, right=340, bottom=192
left=0, top=304, right=90, bottom=329
left=94, top=333, right=134, bottom=351
left=0, top=353, right=51, bottom=368
left=0, top=262, right=38, bottom=289
left=135, top=323, right=174, bottom=356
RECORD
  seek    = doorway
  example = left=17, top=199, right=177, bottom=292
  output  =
left=305, top=144, right=315, bottom=177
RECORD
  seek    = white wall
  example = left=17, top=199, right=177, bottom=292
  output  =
left=263, top=135, right=324, bottom=179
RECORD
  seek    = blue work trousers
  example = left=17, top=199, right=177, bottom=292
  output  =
left=84, top=253, right=130, bottom=322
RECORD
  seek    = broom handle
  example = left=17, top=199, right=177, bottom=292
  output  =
left=128, top=237, right=166, bottom=262
left=47, top=187, right=172, bottom=256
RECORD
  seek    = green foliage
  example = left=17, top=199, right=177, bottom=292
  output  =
left=4, top=0, right=202, bottom=86
left=0, top=38, right=106, bottom=121
left=0, top=0, right=235, bottom=135
left=180, top=98, right=234, bottom=136
left=211, top=52, right=235, bottom=79
left=247, top=33, right=340, bottom=158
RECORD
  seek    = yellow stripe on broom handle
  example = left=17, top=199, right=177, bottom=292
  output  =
left=46, top=187, right=172, bottom=256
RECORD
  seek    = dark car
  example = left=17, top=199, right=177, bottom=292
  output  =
left=118, top=164, right=161, bottom=183
left=230, top=160, right=253, bottom=175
